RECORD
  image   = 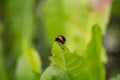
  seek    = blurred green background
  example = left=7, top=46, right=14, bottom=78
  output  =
left=0, top=0, right=120, bottom=80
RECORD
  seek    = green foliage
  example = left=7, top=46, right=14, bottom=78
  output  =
left=15, top=47, right=42, bottom=80
left=40, top=25, right=105, bottom=80
left=85, top=25, right=105, bottom=80
left=0, top=23, right=7, bottom=80
left=43, top=0, right=111, bottom=56
left=33, top=71, right=41, bottom=80
left=43, top=0, right=65, bottom=43
left=5, top=0, right=36, bottom=54
left=0, top=0, right=118, bottom=80
left=50, top=42, right=85, bottom=79
left=4, top=0, right=42, bottom=80
left=112, top=0, right=120, bottom=16
left=110, top=74, right=120, bottom=80
left=40, top=65, right=71, bottom=80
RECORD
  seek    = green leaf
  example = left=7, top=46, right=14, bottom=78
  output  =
left=85, top=25, right=105, bottom=80
left=5, top=0, right=39, bottom=79
left=41, top=25, right=106, bottom=80
left=40, top=65, right=71, bottom=80
left=42, top=0, right=111, bottom=56
left=33, top=71, right=41, bottom=80
left=0, top=23, right=7, bottom=80
left=49, top=42, right=86, bottom=79
left=15, top=47, right=42, bottom=80
left=112, top=0, right=120, bottom=16
left=43, top=0, right=65, bottom=44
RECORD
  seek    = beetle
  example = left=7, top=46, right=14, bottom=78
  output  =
left=55, top=35, right=66, bottom=44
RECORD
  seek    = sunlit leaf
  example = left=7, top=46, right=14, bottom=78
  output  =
left=43, top=0, right=111, bottom=56
left=41, top=25, right=106, bottom=80
left=41, top=41, right=87, bottom=80
left=84, top=25, right=105, bottom=80
left=40, top=65, right=71, bottom=80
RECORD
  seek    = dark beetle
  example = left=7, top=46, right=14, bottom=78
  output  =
left=55, top=35, right=66, bottom=44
